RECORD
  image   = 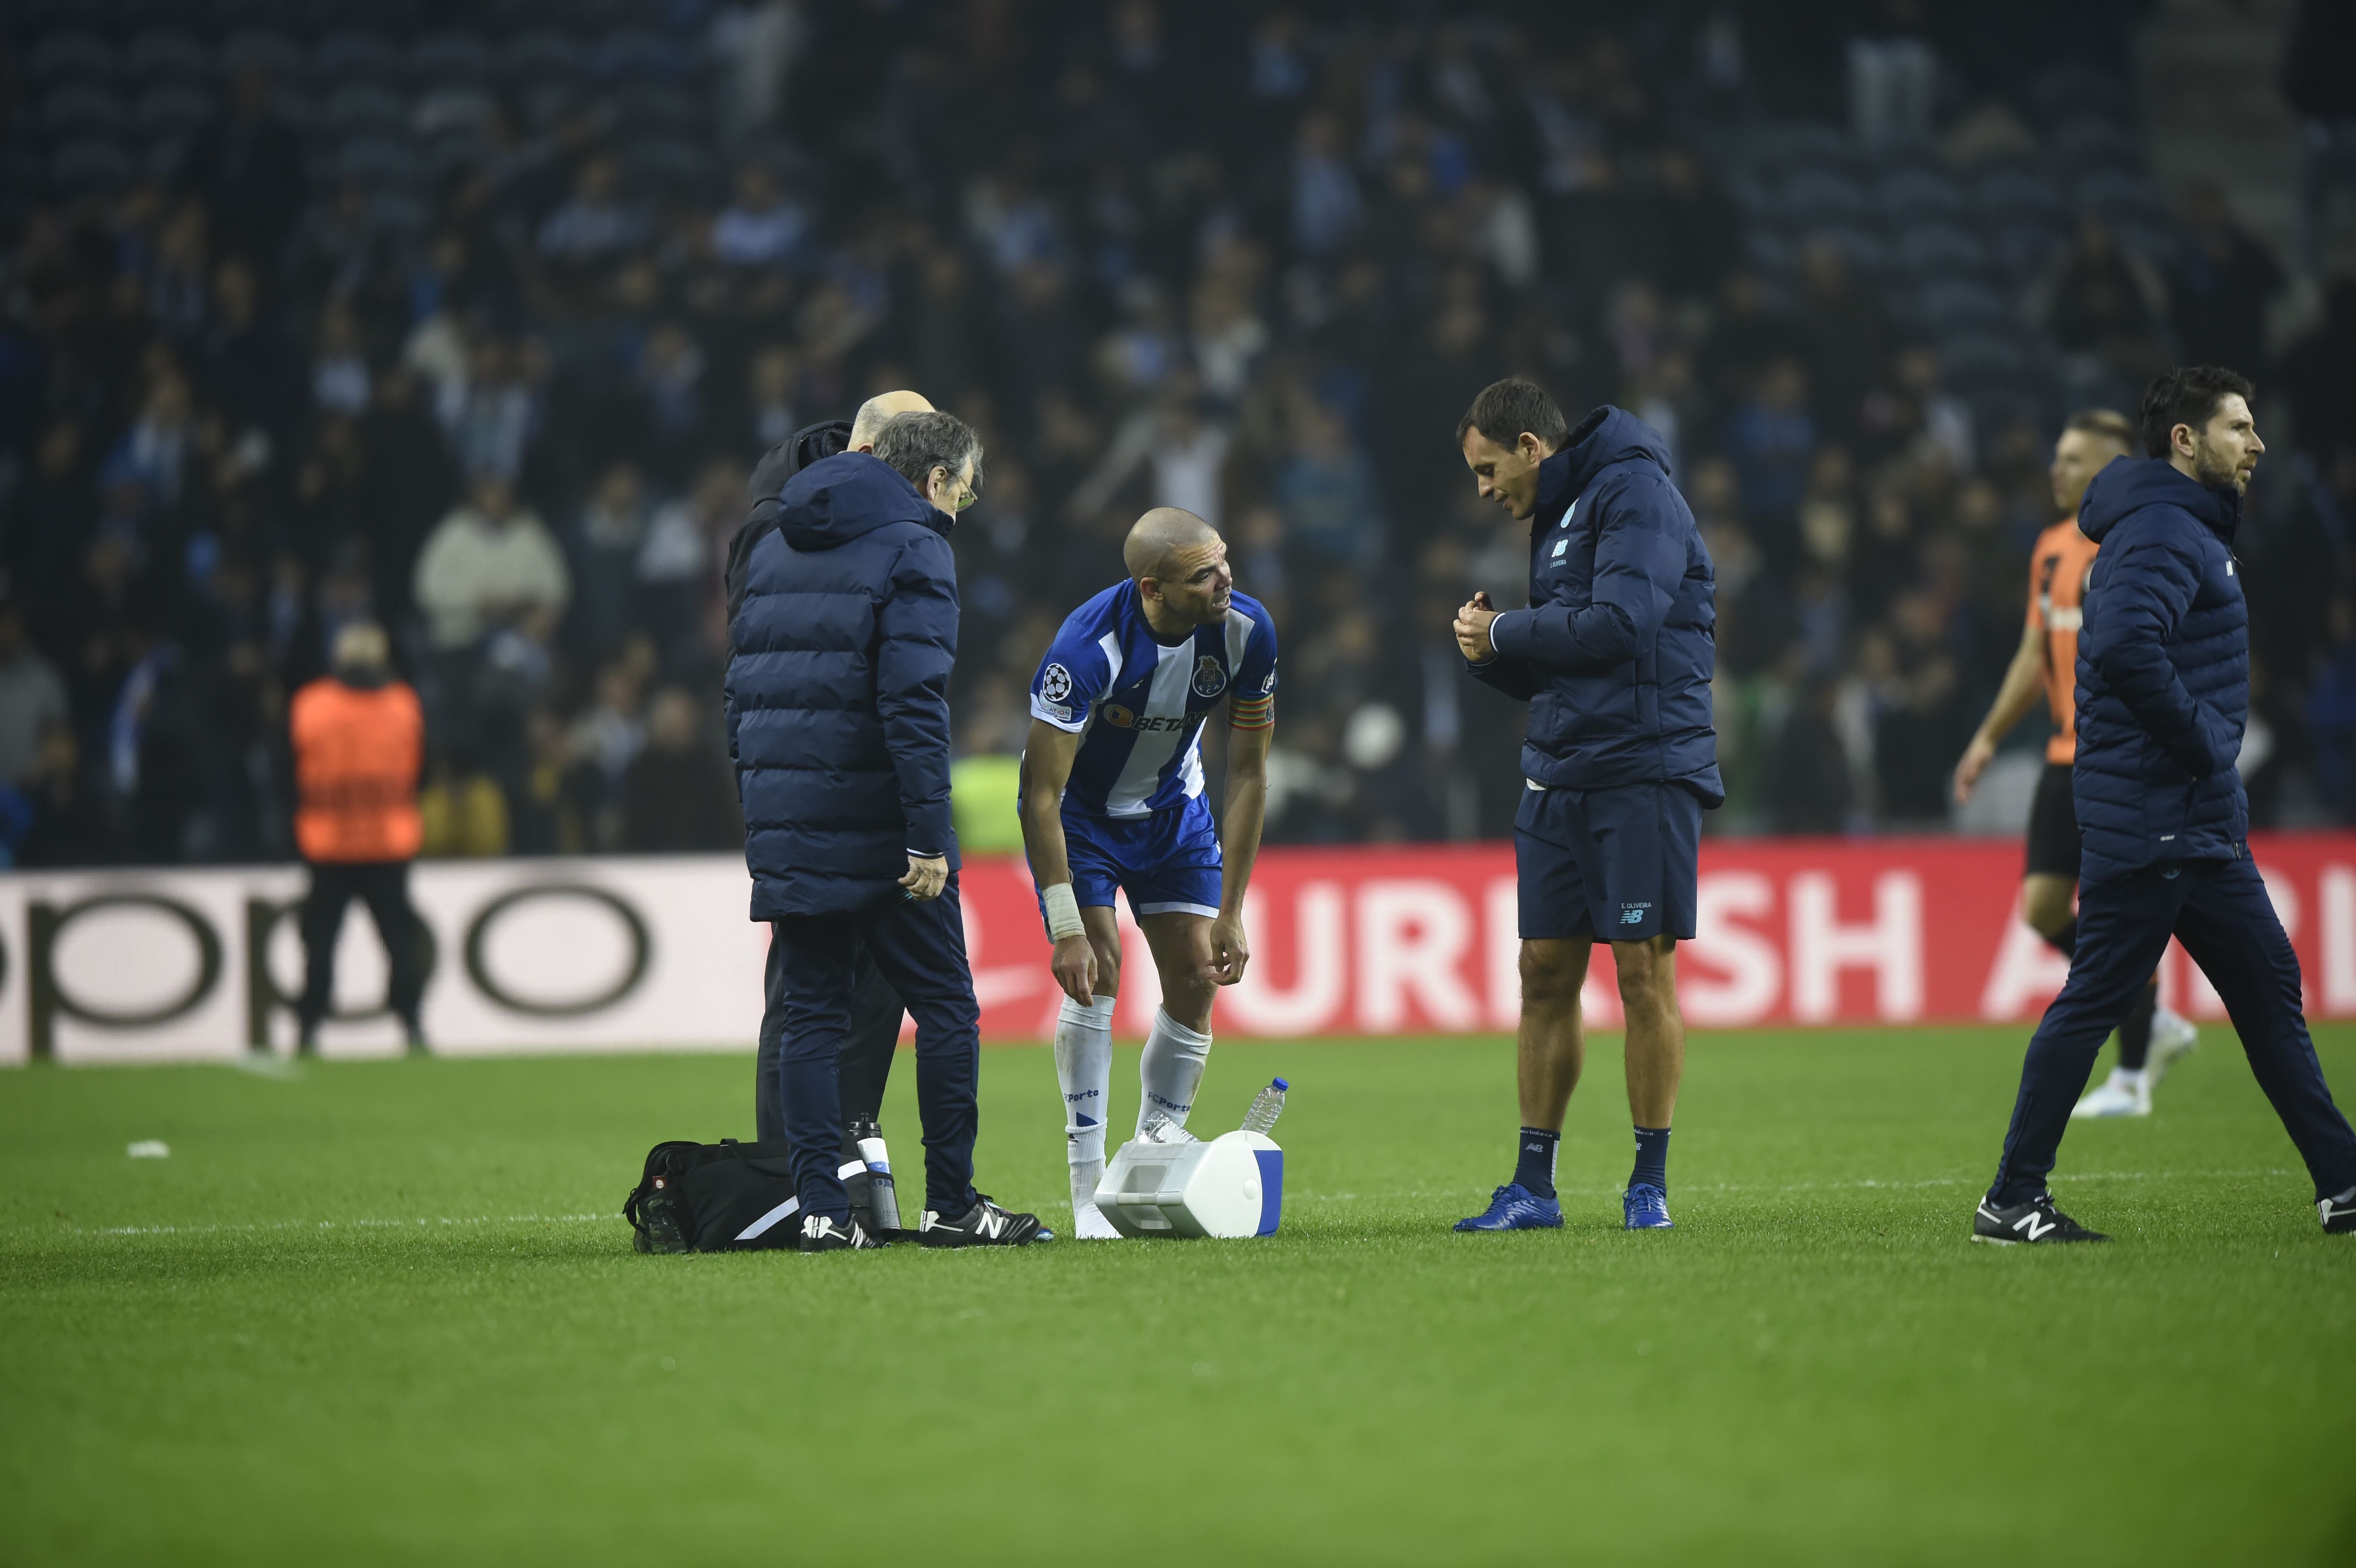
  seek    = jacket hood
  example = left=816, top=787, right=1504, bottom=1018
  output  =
left=747, top=419, right=851, bottom=506
left=2076, top=455, right=2241, bottom=545
left=776, top=450, right=950, bottom=552
left=1537, top=405, right=1675, bottom=519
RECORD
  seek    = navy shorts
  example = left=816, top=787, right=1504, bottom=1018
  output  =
left=1044, top=797, right=1224, bottom=921
left=1515, top=780, right=1702, bottom=942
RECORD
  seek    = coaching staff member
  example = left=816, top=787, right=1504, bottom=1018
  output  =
left=727, top=409, right=1043, bottom=1251
left=735, top=390, right=932, bottom=1193
left=289, top=621, right=430, bottom=1054
left=1975, top=367, right=2356, bottom=1243
left=1449, top=380, right=1721, bottom=1234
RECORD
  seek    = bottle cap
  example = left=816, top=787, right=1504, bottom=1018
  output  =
left=1272, top=1078, right=1288, bottom=1091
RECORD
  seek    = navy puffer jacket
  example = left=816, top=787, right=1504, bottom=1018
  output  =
left=2071, top=456, right=2249, bottom=884
left=1468, top=406, right=1723, bottom=804
left=725, top=450, right=960, bottom=918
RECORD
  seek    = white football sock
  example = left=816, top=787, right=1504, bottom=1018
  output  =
left=1138, top=1006, right=1212, bottom=1134
left=1055, top=995, right=1115, bottom=1201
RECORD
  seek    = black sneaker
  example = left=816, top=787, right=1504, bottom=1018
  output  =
left=797, top=1213, right=884, bottom=1252
left=918, top=1194, right=1045, bottom=1248
left=2321, top=1191, right=2356, bottom=1235
left=1972, top=1194, right=2109, bottom=1245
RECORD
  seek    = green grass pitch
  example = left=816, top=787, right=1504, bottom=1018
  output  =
left=3, top=1027, right=2352, bottom=1565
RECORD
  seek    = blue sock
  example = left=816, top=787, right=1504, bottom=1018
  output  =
left=1514, top=1127, right=1559, bottom=1199
left=1630, top=1126, right=1670, bottom=1196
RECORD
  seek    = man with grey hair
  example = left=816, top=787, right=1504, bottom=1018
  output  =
left=733, top=390, right=935, bottom=1234
left=728, top=406, right=1043, bottom=1249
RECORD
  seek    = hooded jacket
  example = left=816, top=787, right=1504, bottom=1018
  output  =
left=2069, top=456, right=2249, bottom=883
left=1468, top=406, right=1723, bottom=803
left=725, top=448, right=960, bottom=918
left=725, top=418, right=851, bottom=625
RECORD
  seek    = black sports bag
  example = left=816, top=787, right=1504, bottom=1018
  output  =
left=624, top=1139, right=805, bottom=1252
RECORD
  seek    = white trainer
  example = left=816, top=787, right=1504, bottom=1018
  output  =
left=2071, top=1068, right=2151, bottom=1119
left=1072, top=1201, right=1122, bottom=1240
left=2147, top=1007, right=2199, bottom=1079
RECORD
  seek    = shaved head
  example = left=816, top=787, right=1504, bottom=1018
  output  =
left=1124, top=508, right=1233, bottom=633
left=849, top=389, right=933, bottom=451
left=1123, top=507, right=1217, bottom=581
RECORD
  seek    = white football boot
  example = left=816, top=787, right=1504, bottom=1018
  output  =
left=2070, top=1067, right=2151, bottom=1119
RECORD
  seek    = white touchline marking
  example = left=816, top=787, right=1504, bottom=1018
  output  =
left=85, top=1212, right=611, bottom=1238
left=65, top=1170, right=2309, bottom=1236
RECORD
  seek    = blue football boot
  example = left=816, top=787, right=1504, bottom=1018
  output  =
left=1623, top=1184, right=1673, bottom=1230
left=1453, top=1183, right=1563, bottom=1231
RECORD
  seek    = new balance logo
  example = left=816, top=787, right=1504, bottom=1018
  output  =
left=2013, top=1210, right=2056, bottom=1241
left=974, top=1209, right=1007, bottom=1239
left=1619, top=902, right=1651, bottom=925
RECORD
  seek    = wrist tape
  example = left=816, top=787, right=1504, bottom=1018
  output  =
left=1041, top=881, right=1086, bottom=942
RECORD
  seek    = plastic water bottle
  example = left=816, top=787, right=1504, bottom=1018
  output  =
left=848, top=1116, right=900, bottom=1234
left=1239, top=1078, right=1287, bottom=1135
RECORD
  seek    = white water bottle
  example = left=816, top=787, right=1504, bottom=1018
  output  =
left=1239, top=1078, right=1287, bottom=1135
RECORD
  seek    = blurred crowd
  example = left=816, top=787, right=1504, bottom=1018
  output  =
left=3, top=0, right=2355, bottom=869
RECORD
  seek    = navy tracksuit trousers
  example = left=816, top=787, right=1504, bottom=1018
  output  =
left=769, top=877, right=981, bottom=1223
left=1989, top=854, right=2356, bottom=1207
left=754, top=944, right=903, bottom=1146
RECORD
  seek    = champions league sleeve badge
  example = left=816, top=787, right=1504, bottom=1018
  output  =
left=1041, top=662, right=1074, bottom=703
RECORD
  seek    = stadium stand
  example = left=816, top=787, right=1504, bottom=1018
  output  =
left=0, top=0, right=2348, bottom=865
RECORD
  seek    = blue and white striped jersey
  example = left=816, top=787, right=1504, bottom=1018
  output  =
left=1029, top=581, right=1279, bottom=819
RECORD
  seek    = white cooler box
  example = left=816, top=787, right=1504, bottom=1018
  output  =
left=1093, top=1130, right=1283, bottom=1239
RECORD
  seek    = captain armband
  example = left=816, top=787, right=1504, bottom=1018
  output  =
left=1041, top=881, right=1087, bottom=943
left=1229, top=693, right=1275, bottom=730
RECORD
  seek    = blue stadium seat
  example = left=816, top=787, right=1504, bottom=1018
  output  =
left=594, top=26, right=687, bottom=81
left=116, top=0, right=199, bottom=27
left=2030, top=67, right=2131, bottom=127
left=218, top=28, right=304, bottom=79
left=1992, top=221, right=2063, bottom=279
left=325, top=82, right=411, bottom=139
left=1894, top=225, right=1991, bottom=279
left=1877, top=168, right=1966, bottom=228
left=2073, top=168, right=2162, bottom=222
left=40, top=82, right=129, bottom=139
left=1913, top=277, right=2011, bottom=335
left=1937, top=331, right=2030, bottom=385
left=373, top=189, right=435, bottom=236
left=502, top=29, right=587, bottom=87
left=124, top=29, right=213, bottom=86
left=11, top=0, right=96, bottom=40
left=2052, top=116, right=2142, bottom=172
left=1780, top=168, right=1868, bottom=229
left=409, top=32, right=496, bottom=90
left=143, top=134, right=192, bottom=184
left=339, top=135, right=427, bottom=193
left=622, top=136, right=715, bottom=197
left=1975, top=167, right=2063, bottom=227
left=2108, top=218, right=2179, bottom=269
left=617, top=84, right=703, bottom=139
left=305, top=0, right=419, bottom=29
left=210, top=0, right=298, bottom=26
left=1758, top=122, right=1854, bottom=177
left=136, top=82, right=218, bottom=138
left=1809, top=223, right=1889, bottom=279
left=49, top=137, right=136, bottom=193
left=315, top=30, right=404, bottom=86
left=29, top=30, right=116, bottom=85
